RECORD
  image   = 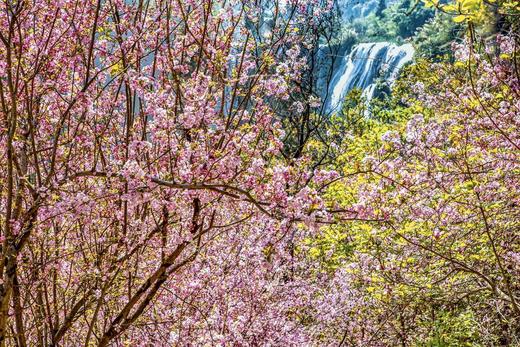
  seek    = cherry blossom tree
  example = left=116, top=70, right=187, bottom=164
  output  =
left=0, top=0, right=334, bottom=345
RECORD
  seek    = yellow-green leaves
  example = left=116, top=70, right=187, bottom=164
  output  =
left=423, top=0, right=490, bottom=24
left=453, top=14, right=468, bottom=22
left=423, top=0, right=440, bottom=8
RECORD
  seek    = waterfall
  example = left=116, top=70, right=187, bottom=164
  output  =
left=325, top=42, right=414, bottom=113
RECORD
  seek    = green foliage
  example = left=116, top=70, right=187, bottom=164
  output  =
left=413, top=13, right=462, bottom=58
left=381, top=0, right=435, bottom=40
left=305, top=89, right=409, bottom=270
left=305, top=224, right=355, bottom=270
left=418, top=310, right=482, bottom=347
left=360, top=1, right=435, bottom=42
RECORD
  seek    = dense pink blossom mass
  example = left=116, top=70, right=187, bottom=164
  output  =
left=1, top=0, right=519, bottom=345
left=0, top=0, right=335, bottom=345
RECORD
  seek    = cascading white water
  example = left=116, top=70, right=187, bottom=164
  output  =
left=326, top=42, right=414, bottom=113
